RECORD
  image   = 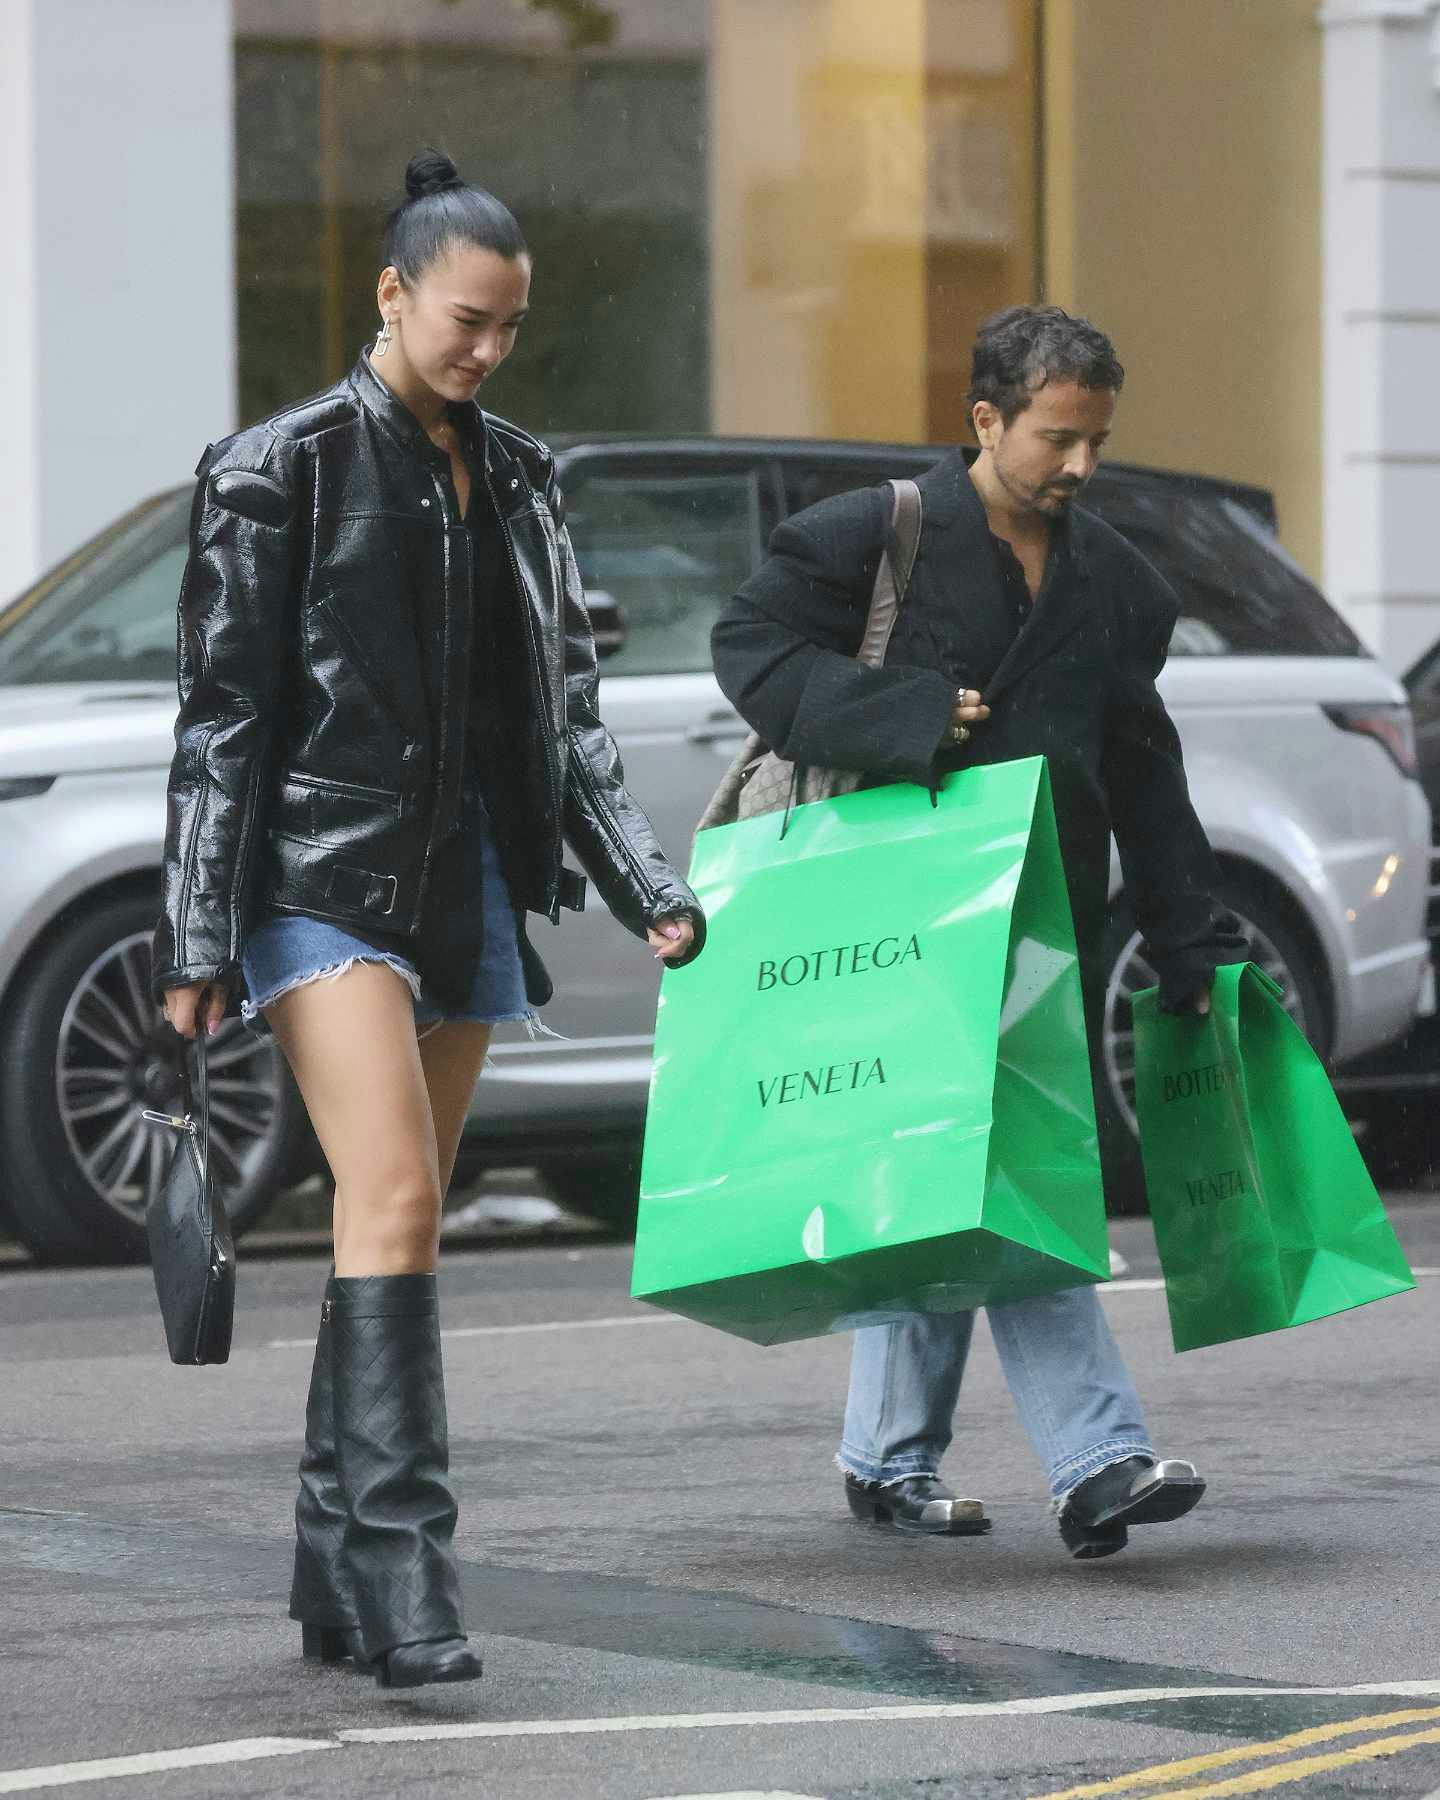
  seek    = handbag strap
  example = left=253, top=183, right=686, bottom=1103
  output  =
left=175, top=1033, right=209, bottom=1179
left=856, top=478, right=923, bottom=669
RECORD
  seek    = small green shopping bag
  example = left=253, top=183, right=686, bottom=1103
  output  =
left=1133, top=961, right=1415, bottom=1351
left=631, top=757, right=1110, bottom=1346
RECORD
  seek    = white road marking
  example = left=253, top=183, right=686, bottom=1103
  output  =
left=337, top=1682, right=1440, bottom=1745
left=0, top=1737, right=334, bottom=1795
left=6, top=1684, right=1440, bottom=1792
left=267, top=1269, right=1438, bottom=1349
left=649, top=1792, right=825, bottom=1799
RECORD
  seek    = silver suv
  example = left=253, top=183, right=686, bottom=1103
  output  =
left=0, top=438, right=1429, bottom=1258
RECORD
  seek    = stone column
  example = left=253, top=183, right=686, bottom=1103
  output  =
left=0, top=0, right=235, bottom=604
left=1322, top=0, right=1440, bottom=669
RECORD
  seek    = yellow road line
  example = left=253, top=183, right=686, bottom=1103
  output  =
left=1031, top=1706, right=1440, bottom=1800
left=1153, top=1723, right=1440, bottom=1800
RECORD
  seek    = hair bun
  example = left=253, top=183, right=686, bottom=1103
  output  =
left=405, top=147, right=463, bottom=201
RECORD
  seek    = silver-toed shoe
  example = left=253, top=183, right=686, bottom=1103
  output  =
left=845, top=1473, right=991, bottom=1536
left=1058, top=1456, right=1205, bottom=1560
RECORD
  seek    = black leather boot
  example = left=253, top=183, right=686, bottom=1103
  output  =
left=291, top=1277, right=367, bottom=1669
left=331, top=1274, right=482, bottom=1688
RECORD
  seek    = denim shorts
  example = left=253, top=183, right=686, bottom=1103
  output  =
left=240, top=808, right=535, bottom=1039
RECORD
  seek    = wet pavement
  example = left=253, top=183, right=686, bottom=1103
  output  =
left=2, top=1200, right=1439, bottom=1799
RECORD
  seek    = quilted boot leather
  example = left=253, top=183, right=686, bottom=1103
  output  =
left=331, top=1275, right=476, bottom=1679
left=290, top=1277, right=359, bottom=1637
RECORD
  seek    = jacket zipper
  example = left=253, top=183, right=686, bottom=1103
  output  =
left=174, top=719, right=219, bottom=964
left=286, top=769, right=402, bottom=812
left=567, top=731, right=663, bottom=912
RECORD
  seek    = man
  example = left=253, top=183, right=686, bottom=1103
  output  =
left=711, top=305, right=1244, bottom=1558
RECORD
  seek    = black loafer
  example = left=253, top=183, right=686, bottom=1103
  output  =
left=1058, top=1456, right=1206, bottom=1560
left=845, top=1473, right=991, bottom=1536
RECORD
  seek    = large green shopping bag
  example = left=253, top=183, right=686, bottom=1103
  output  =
left=630, top=757, right=1110, bottom=1346
left=1133, top=962, right=1414, bottom=1352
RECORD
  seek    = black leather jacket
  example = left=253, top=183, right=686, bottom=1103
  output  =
left=153, top=353, right=703, bottom=999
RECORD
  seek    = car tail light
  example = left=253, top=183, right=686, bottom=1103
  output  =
left=1321, top=702, right=1419, bottom=779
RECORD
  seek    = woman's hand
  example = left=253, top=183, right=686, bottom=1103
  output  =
left=942, top=687, right=991, bottom=750
left=648, top=915, right=696, bottom=963
left=162, top=980, right=230, bottom=1040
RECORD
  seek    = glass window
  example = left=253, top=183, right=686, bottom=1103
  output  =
left=562, top=464, right=765, bottom=677
left=782, top=452, right=934, bottom=517
left=0, top=496, right=189, bottom=686
left=1086, top=481, right=1362, bottom=657
left=232, top=3, right=710, bottom=436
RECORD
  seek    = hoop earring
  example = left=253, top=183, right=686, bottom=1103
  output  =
left=374, top=316, right=393, bottom=358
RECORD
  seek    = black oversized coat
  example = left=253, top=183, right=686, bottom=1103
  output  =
left=711, top=450, right=1243, bottom=1016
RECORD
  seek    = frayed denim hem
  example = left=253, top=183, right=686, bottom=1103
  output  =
left=1048, top=1440, right=1156, bottom=1508
left=417, top=1009, right=567, bottom=1058
left=834, top=1448, right=940, bottom=1485
left=242, top=953, right=423, bottom=1039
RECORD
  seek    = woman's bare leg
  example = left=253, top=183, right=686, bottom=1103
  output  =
left=417, top=1022, right=494, bottom=1198
left=265, top=964, right=444, bottom=1275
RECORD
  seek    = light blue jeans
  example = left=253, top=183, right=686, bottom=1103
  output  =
left=838, top=1285, right=1155, bottom=1502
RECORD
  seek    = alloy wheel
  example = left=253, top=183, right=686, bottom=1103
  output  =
left=54, top=931, right=286, bottom=1227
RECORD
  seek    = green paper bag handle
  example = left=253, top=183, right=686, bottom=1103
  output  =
left=1244, top=963, right=1285, bottom=1003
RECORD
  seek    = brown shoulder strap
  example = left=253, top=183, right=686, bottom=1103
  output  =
left=856, top=478, right=922, bottom=669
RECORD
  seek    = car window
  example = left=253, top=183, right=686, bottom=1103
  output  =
left=0, top=495, right=189, bottom=686
left=783, top=454, right=933, bottom=515
left=1405, top=636, right=1440, bottom=700
left=562, top=464, right=766, bottom=677
left=1086, top=483, right=1361, bottom=657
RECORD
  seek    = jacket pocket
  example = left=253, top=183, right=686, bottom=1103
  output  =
left=272, top=771, right=402, bottom=843
left=316, top=596, right=416, bottom=751
left=285, top=770, right=401, bottom=809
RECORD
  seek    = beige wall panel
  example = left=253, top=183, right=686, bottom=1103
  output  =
left=1046, top=0, right=1323, bottom=576
left=925, top=0, right=1039, bottom=441
left=710, top=0, right=929, bottom=441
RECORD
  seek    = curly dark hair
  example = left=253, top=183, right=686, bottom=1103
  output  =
left=966, top=305, right=1124, bottom=425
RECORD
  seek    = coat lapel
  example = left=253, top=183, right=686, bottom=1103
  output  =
left=924, top=457, right=1090, bottom=703
left=913, top=451, right=1010, bottom=659
left=983, top=560, right=1087, bottom=703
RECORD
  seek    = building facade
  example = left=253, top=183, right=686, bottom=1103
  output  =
left=3, top=0, right=1439, bottom=669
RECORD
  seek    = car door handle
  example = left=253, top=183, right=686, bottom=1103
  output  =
left=685, top=711, right=747, bottom=746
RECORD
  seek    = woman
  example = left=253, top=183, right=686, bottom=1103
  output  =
left=153, top=149, right=704, bottom=1688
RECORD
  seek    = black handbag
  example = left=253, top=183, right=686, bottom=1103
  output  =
left=143, top=1033, right=235, bottom=1365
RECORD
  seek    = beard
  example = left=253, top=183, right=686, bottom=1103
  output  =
left=995, top=457, right=1082, bottom=518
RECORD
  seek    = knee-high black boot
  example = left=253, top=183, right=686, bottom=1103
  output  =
left=291, top=1276, right=366, bottom=1666
left=330, top=1273, right=482, bottom=1688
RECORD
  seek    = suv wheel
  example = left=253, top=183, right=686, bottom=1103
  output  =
left=1098, top=878, right=1330, bottom=1214
left=1, top=891, right=305, bottom=1264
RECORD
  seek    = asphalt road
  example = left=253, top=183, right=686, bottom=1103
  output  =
left=3, top=1198, right=1439, bottom=1800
